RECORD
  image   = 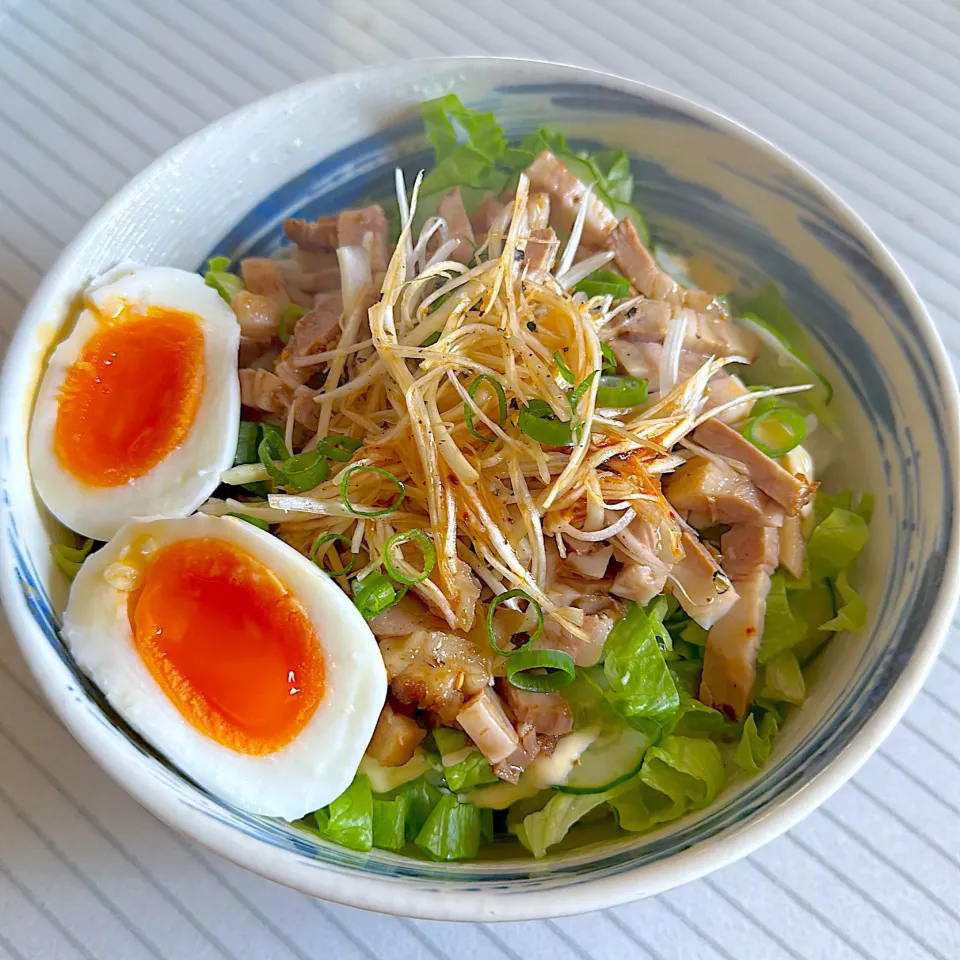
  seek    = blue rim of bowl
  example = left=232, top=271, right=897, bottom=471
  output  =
left=1, top=58, right=958, bottom=918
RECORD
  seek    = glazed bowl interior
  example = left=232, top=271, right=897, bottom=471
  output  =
left=1, top=58, right=957, bottom=921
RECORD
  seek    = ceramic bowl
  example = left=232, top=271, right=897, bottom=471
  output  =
left=1, top=58, right=957, bottom=921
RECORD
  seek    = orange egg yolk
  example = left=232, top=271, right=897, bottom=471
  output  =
left=54, top=306, right=205, bottom=487
left=129, top=537, right=325, bottom=755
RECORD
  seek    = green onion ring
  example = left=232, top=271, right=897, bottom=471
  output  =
left=486, top=589, right=544, bottom=656
left=309, top=533, right=356, bottom=577
left=518, top=398, right=573, bottom=446
left=316, top=435, right=362, bottom=462
left=595, top=374, right=648, bottom=408
left=233, top=421, right=260, bottom=466
left=600, top=343, right=617, bottom=375
left=568, top=370, right=599, bottom=414
left=464, top=374, right=508, bottom=443
left=258, top=424, right=290, bottom=484
left=743, top=407, right=807, bottom=458
left=283, top=449, right=330, bottom=492
left=505, top=649, right=577, bottom=692
left=553, top=351, right=575, bottom=385
left=340, top=464, right=407, bottom=517
left=227, top=512, right=271, bottom=531
left=353, top=572, right=404, bottom=619
left=383, top=529, right=436, bottom=585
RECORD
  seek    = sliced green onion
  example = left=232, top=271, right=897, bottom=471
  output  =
left=50, top=538, right=94, bottom=581
left=596, top=374, right=648, bottom=407
left=505, top=649, right=576, bottom=692
left=518, top=398, right=572, bottom=446
left=422, top=331, right=441, bottom=346
left=486, top=589, right=544, bottom=656
left=464, top=375, right=508, bottom=443
left=743, top=407, right=808, bottom=458
left=203, top=257, right=244, bottom=304
left=227, top=512, right=270, bottom=531
left=568, top=370, right=598, bottom=415
left=353, top=572, right=403, bottom=619
left=258, top=424, right=290, bottom=484
left=574, top=269, right=631, bottom=300
left=383, top=529, right=436, bottom=585
left=316, top=435, right=362, bottom=462
left=553, top=351, right=575, bottom=385
left=278, top=303, right=308, bottom=345
left=340, top=464, right=406, bottom=517
left=600, top=343, right=617, bottom=375
left=233, top=421, right=260, bottom=466
left=427, top=290, right=451, bottom=316
left=310, top=533, right=356, bottom=577
left=746, top=386, right=781, bottom=418
left=283, top=449, right=330, bottom=492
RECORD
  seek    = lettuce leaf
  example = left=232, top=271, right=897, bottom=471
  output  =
left=443, top=750, right=499, bottom=792
left=733, top=710, right=779, bottom=773
left=418, top=97, right=650, bottom=241
left=760, top=652, right=806, bottom=704
left=315, top=775, right=373, bottom=852
left=602, top=602, right=680, bottom=735
left=611, top=736, right=725, bottom=832
left=515, top=784, right=626, bottom=858
left=372, top=796, right=407, bottom=851
left=790, top=576, right=839, bottom=663
left=758, top=572, right=804, bottom=663
left=396, top=776, right=443, bottom=842
left=415, top=793, right=484, bottom=861
left=665, top=661, right=731, bottom=738
left=820, top=570, right=867, bottom=633
left=808, top=507, right=869, bottom=575
left=420, top=95, right=507, bottom=195
left=432, top=727, right=467, bottom=757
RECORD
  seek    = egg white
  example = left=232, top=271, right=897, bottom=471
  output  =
left=30, top=266, right=241, bottom=541
left=62, top=513, right=387, bottom=821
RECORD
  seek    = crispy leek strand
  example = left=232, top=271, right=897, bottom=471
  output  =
left=228, top=170, right=812, bottom=640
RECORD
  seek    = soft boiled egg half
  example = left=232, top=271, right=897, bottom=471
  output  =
left=62, top=513, right=387, bottom=820
left=30, top=266, right=241, bottom=542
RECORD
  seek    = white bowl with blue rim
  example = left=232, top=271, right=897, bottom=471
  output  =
left=1, top=58, right=957, bottom=921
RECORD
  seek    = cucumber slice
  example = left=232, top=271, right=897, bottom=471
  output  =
left=555, top=723, right=653, bottom=795
left=736, top=313, right=836, bottom=432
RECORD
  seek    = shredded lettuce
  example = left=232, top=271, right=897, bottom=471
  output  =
left=820, top=570, right=867, bottom=633
left=432, top=727, right=468, bottom=757
left=760, top=653, right=806, bottom=704
left=808, top=507, right=870, bottom=575
left=397, top=776, right=443, bottom=842
left=444, top=751, right=499, bottom=792
left=610, top=736, right=725, bottom=833
left=515, top=784, right=627, bottom=858
left=666, top=661, right=731, bottom=738
left=733, top=710, right=779, bottom=773
left=415, top=793, right=485, bottom=861
left=758, top=572, right=804, bottom=664
left=420, top=95, right=508, bottom=195
left=602, top=601, right=680, bottom=736
left=417, top=96, right=650, bottom=241
left=315, top=775, right=373, bottom=852
left=372, top=796, right=407, bottom=851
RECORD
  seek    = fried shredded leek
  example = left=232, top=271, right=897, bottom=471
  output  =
left=224, top=171, right=811, bottom=641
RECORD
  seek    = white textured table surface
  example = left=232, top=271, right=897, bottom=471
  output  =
left=0, top=1, right=958, bottom=958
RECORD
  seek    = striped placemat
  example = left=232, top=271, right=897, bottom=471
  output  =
left=0, top=2, right=957, bottom=957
